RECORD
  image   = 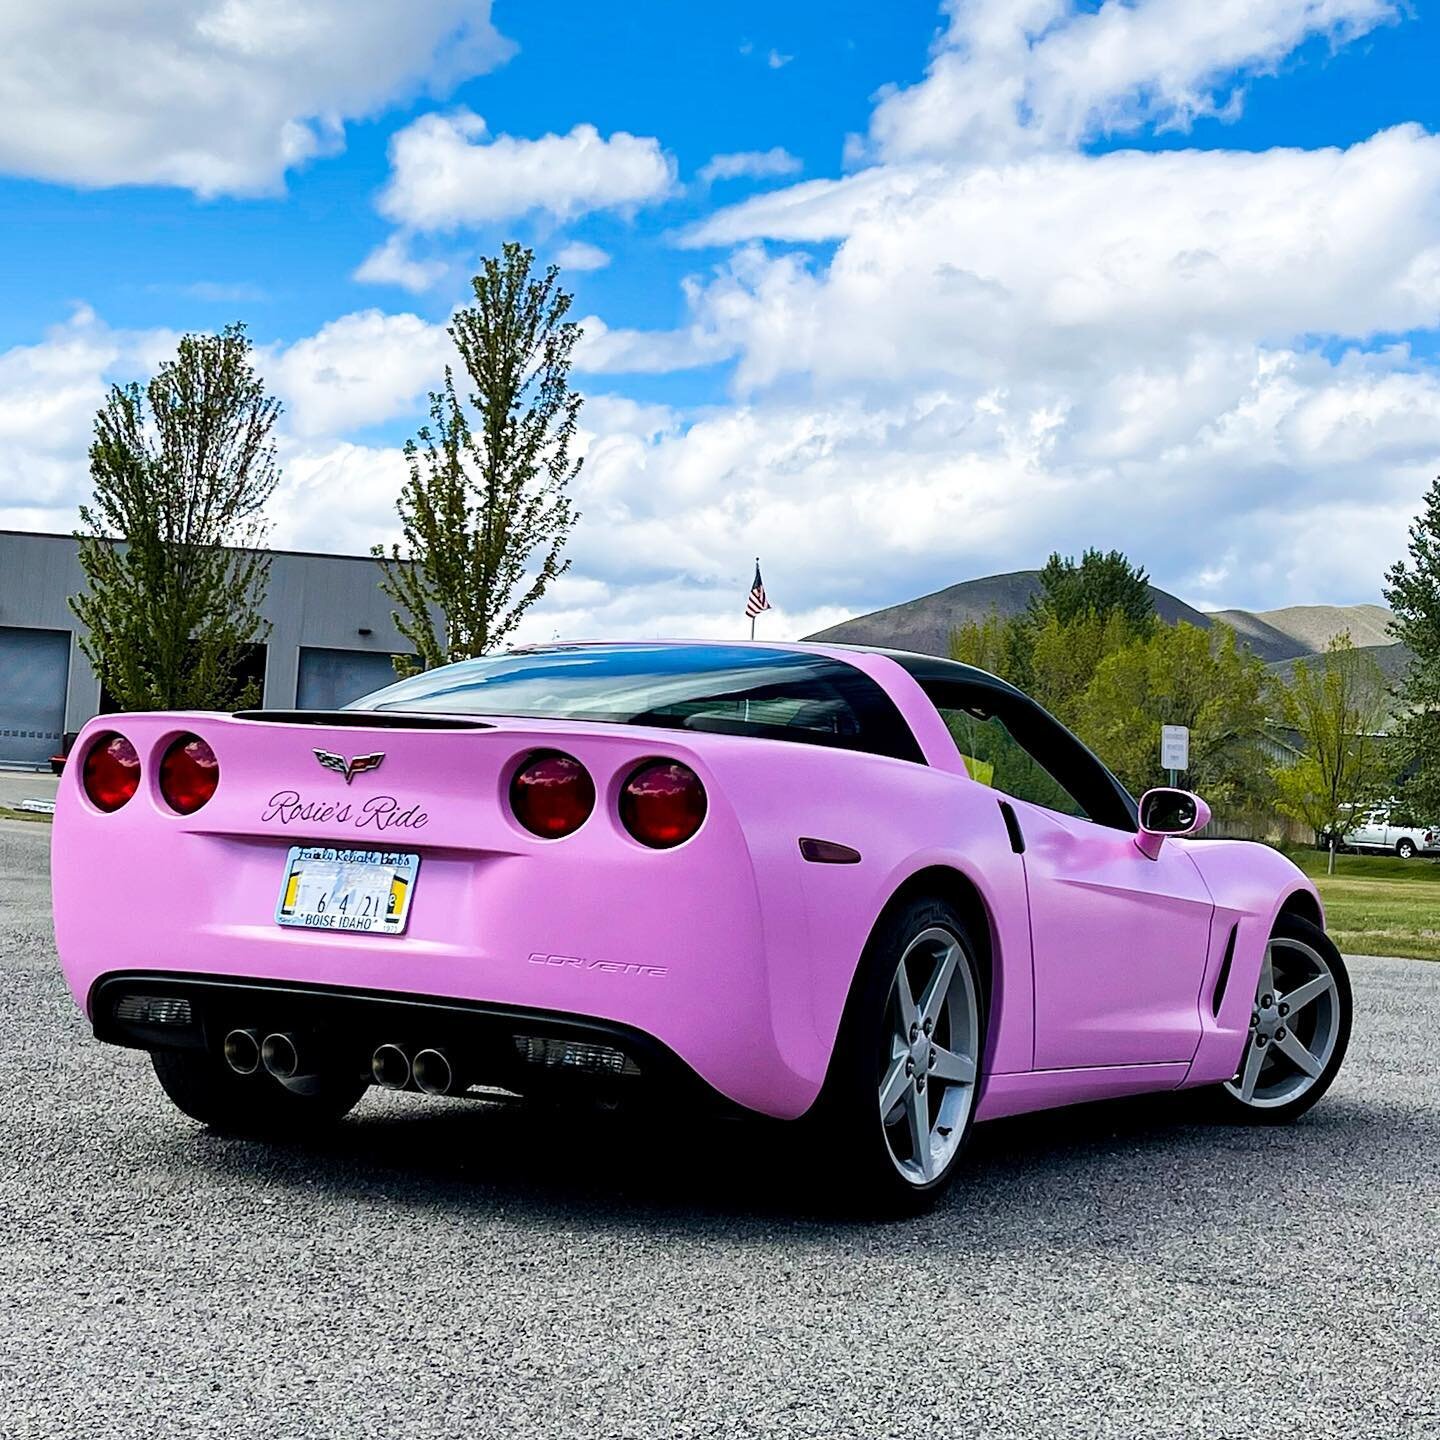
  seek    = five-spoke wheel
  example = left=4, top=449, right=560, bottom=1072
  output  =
left=878, top=926, right=980, bottom=1186
left=811, top=897, right=985, bottom=1212
left=1218, top=914, right=1351, bottom=1122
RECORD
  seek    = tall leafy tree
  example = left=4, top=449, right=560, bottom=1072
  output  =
left=1076, top=621, right=1272, bottom=810
left=70, top=323, right=279, bottom=711
left=950, top=549, right=1154, bottom=716
left=1383, top=474, right=1440, bottom=815
left=1031, top=548, right=1156, bottom=633
left=1271, top=636, right=1392, bottom=873
left=376, top=243, right=582, bottom=670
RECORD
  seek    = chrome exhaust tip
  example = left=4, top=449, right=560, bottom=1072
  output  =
left=223, top=1028, right=262, bottom=1076
left=371, top=1043, right=411, bottom=1090
left=411, top=1048, right=456, bottom=1096
left=260, top=1032, right=301, bottom=1082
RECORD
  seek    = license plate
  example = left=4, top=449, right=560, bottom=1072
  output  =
left=274, top=846, right=420, bottom=936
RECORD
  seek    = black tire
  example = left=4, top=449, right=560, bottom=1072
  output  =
left=1397, top=838, right=1417, bottom=859
left=806, top=897, right=986, bottom=1215
left=150, top=1047, right=367, bottom=1136
left=1208, top=913, right=1352, bottom=1125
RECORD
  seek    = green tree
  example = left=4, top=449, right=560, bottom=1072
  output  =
left=1076, top=622, right=1271, bottom=809
left=376, top=243, right=582, bottom=671
left=1383, top=474, right=1440, bottom=816
left=1031, top=548, right=1156, bottom=633
left=1272, top=635, right=1392, bottom=873
left=69, top=323, right=278, bottom=711
left=949, top=610, right=1031, bottom=689
left=1028, top=608, right=1134, bottom=727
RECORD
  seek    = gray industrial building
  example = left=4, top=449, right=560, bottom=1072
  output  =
left=0, top=529, right=413, bottom=769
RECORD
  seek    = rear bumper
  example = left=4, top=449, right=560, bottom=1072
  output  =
left=90, top=971, right=741, bottom=1113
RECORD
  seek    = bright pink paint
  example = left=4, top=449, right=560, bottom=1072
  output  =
left=50, top=644, right=1322, bottom=1122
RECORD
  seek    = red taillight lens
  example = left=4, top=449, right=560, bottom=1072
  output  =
left=82, top=732, right=141, bottom=812
left=620, top=761, right=707, bottom=849
left=159, top=733, right=220, bottom=815
left=510, top=752, right=595, bottom=838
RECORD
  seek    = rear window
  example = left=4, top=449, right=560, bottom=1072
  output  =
left=348, top=644, right=924, bottom=764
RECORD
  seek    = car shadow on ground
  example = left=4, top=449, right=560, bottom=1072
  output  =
left=174, top=1081, right=1382, bottom=1244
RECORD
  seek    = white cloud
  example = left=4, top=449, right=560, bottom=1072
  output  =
left=866, top=0, right=1397, bottom=162
left=698, top=148, right=803, bottom=184
left=767, top=50, right=794, bottom=70
left=353, top=234, right=449, bottom=293
left=0, top=0, right=514, bottom=195
left=377, top=110, right=677, bottom=229
left=264, top=309, right=454, bottom=437
left=573, top=313, right=735, bottom=375
left=677, top=127, right=1440, bottom=394
left=554, top=241, right=612, bottom=272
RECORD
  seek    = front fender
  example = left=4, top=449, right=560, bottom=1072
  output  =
left=1178, top=839, right=1323, bottom=1088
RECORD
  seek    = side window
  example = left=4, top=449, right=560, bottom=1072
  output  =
left=933, top=703, right=1089, bottom=819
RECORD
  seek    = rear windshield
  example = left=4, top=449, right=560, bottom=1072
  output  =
left=348, top=644, right=924, bottom=764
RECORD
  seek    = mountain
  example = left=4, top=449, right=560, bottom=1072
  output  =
left=804, top=570, right=1214, bottom=657
left=803, top=571, right=1402, bottom=673
left=1207, top=603, right=1396, bottom=663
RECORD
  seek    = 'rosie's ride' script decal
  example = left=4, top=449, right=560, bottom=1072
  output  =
left=262, top=791, right=429, bottom=832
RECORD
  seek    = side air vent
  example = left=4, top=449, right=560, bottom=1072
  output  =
left=233, top=710, right=492, bottom=730
left=1211, top=924, right=1239, bottom=1018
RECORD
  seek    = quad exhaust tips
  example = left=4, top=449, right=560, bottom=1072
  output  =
left=223, top=1028, right=262, bottom=1076
left=371, top=1043, right=412, bottom=1091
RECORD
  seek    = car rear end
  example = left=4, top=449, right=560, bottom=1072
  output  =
left=52, top=708, right=815, bottom=1118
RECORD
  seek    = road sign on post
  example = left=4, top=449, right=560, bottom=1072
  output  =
left=1161, top=724, right=1189, bottom=787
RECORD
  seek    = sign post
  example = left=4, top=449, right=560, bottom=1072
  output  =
left=1160, top=724, right=1189, bottom=788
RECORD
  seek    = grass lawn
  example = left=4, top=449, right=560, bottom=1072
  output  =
left=1284, top=848, right=1440, bottom=961
left=0, top=806, right=52, bottom=824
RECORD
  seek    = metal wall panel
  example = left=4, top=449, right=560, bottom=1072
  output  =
left=295, top=646, right=402, bottom=710
left=0, top=625, right=70, bottom=767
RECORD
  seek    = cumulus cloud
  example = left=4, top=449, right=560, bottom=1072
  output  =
left=353, top=234, right=449, bottom=293
left=554, top=241, right=612, bottom=272
left=377, top=110, right=677, bottom=229
left=698, top=148, right=803, bottom=184
left=866, top=0, right=1398, bottom=162
left=262, top=309, right=455, bottom=437
left=0, top=0, right=513, bottom=195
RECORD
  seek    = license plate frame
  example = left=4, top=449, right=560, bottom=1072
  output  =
left=274, top=846, right=421, bottom=937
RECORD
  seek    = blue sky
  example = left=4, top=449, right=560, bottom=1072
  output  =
left=4, top=0, right=1440, bottom=637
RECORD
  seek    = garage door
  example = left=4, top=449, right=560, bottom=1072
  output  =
left=296, top=647, right=401, bottom=710
left=0, top=626, right=71, bottom=767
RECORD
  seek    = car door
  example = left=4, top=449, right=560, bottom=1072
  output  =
left=925, top=681, right=1215, bottom=1070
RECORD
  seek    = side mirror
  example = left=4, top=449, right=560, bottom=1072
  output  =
left=1136, top=787, right=1211, bottom=859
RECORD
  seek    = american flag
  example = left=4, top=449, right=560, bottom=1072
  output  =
left=745, top=560, right=772, bottom=619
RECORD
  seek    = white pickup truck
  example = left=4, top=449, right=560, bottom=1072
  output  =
left=1341, top=808, right=1439, bottom=859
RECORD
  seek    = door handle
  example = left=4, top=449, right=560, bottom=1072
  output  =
left=998, top=800, right=1025, bottom=854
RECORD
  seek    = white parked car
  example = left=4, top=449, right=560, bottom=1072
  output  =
left=1341, top=808, right=1439, bottom=859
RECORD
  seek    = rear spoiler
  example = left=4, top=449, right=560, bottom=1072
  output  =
left=232, top=710, right=493, bottom=731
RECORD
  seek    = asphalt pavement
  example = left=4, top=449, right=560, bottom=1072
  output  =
left=1, top=816, right=1436, bottom=1438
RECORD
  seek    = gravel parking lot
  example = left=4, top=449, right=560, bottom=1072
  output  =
left=2, top=815, right=1436, bottom=1438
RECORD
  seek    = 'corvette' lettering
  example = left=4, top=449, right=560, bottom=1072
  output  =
left=528, top=952, right=668, bottom=978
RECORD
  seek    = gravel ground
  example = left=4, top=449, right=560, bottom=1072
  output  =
left=2, top=816, right=1436, bottom=1438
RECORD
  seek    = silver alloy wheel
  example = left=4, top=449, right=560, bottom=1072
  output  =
left=1224, top=935, right=1342, bottom=1109
left=877, top=926, right=980, bottom=1186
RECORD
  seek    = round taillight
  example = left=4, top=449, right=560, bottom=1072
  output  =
left=82, top=732, right=141, bottom=812
left=510, top=752, right=595, bottom=838
left=159, top=734, right=220, bottom=815
left=620, top=761, right=707, bottom=849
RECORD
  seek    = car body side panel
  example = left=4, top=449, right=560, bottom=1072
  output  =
left=1175, top=838, right=1324, bottom=1088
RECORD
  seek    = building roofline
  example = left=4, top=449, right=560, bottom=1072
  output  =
left=0, top=527, right=394, bottom=566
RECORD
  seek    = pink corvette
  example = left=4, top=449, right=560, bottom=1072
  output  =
left=52, top=642, right=1352, bottom=1209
